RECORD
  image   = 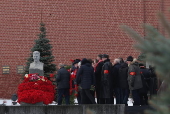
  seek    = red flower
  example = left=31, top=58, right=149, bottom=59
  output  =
left=70, top=59, right=74, bottom=62
left=17, top=74, right=55, bottom=105
left=50, top=74, right=54, bottom=78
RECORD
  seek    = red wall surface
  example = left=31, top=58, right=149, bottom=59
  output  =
left=0, top=0, right=169, bottom=98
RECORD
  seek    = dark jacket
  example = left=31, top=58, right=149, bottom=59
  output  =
left=56, top=67, right=70, bottom=89
left=128, top=62, right=143, bottom=90
left=112, top=63, right=121, bottom=88
left=119, top=62, right=129, bottom=89
left=140, top=67, right=151, bottom=85
left=149, top=67, right=158, bottom=95
left=76, top=61, right=95, bottom=89
left=100, top=59, right=113, bottom=98
left=94, top=60, right=104, bottom=98
left=94, top=61, right=104, bottom=84
left=139, top=68, right=151, bottom=93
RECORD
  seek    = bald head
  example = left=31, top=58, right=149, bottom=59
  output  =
left=114, top=58, right=120, bottom=64
left=58, top=63, right=65, bottom=69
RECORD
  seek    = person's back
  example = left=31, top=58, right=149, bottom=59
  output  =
left=77, top=62, right=94, bottom=89
left=127, top=56, right=143, bottom=106
left=56, top=67, right=70, bottom=89
left=149, top=66, right=158, bottom=96
left=118, top=62, right=129, bottom=105
left=56, top=64, right=70, bottom=105
left=140, top=68, right=150, bottom=89
left=76, top=58, right=96, bottom=104
left=94, top=59, right=103, bottom=88
left=112, top=62, right=121, bottom=88
left=139, top=64, right=151, bottom=105
left=119, top=62, right=129, bottom=89
left=112, top=59, right=121, bottom=104
left=128, top=61, right=143, bottom=106
left=128, top=62, right=143, bottom=90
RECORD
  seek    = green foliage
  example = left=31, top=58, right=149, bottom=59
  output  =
left=61, top=93, right=75, bottom=105
left=24, top=23, right=56, bottom=77
left=64, top=65, right=71, bottom=70
left=138, top=53, right=146, bottom=62
left=122, top=13, right=170, bottom=114
left=69, top=93, right=75, bottom=104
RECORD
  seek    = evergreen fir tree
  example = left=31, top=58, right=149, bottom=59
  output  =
left=122, top=13, right=170, bottom=114
left=24, top=23, right=56, bottom=78
left=137, top=53, right=146, bottom=62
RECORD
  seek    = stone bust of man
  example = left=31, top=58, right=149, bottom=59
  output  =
left=29, top=51, right=44, bottom=76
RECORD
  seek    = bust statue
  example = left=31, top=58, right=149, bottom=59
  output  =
left=29, top=51, right=44, bottom=76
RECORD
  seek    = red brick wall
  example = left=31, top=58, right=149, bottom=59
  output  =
left=0, top=0, right=169, bottom=98
left=161, top=0, right=170, bottom=36
left=163, top=0, right=170, bottom=18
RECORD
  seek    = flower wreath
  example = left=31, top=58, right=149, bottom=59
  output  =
left=17, top=73, right=55, bottom=105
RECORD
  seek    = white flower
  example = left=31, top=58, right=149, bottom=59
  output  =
left=25, top=74, right=28, bottom=78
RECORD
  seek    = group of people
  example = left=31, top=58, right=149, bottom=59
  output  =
left=56, top=54, right=157, bottom=106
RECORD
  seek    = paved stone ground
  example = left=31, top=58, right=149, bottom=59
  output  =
left=0, top=98, right=133, bottom=106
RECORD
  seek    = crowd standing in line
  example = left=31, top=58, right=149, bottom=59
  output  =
left=56, top=54, right=158, bottom=106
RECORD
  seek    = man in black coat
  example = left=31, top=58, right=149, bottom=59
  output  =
left=56, top=63, right=70, bottom=105
left=100, top=54, right=113, bottom=104
left=94, top=54, right=104, bottom=104
left=76, top=58, right=96, bottom=104
left=139, top=63, right=151, bottom=105
left=112, top=58, right=121, bottom=104
left=119, top=62, right=129, bottom=105
left=149, top=66, right=158, bottom=98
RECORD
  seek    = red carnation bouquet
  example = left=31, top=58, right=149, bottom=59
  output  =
left=17, top=73, right=55, bottom=105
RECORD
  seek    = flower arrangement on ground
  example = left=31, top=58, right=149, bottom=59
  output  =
left=17, top=73, right=55, bottom=105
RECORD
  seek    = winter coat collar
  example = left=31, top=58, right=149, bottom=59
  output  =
left=120, top=62, right=128, bottom=68
left=59, top=67, right=64, bottom=69
left=81, top=58, right=89, bottom=65
left=94, top=60, right=103, bottom=72
left=113, top=63, right=120, bottom=66
left=85, top=63, right=91, bottom=67
left=103, top=59, right=110, bottom=63
left=131, top=62, right=139, bottom=66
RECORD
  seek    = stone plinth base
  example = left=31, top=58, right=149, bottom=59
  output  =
left=20, top=102, right=44, bottom=106
left=0, top=104, right=125, bottom=114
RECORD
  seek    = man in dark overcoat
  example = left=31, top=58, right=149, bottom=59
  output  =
left=56, top=63, right=70, bottom=105
left=94, top=54, right=104, bottom=104
left=100, top=54, right=114, bottom=104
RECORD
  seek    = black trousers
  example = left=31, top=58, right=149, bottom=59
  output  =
left=81, top=89, right=96, bottom=104
left=95, top=85, right=100, bottom=104
left=77, top=91, right=81, bottom=104
left=57, top=88, right=70, bottom=105
left=99, top=98, right=114, bottom=104
left=114, top=87, right=121, bottom=104
left=139, top=92, right=148, bottom=105
left=121, top=89, right=130, bottom=105
left=132, top=89, right=141, bottom=106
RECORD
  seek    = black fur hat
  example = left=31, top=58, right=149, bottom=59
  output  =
left=98, top=54, right=103, bottom=59
left=81, top=58, right=89, bottom=65
left=73, top=59, right=81, bottom=65
left=102, top=54, right=109, bottom=59
left=126, top=56, right=133, bottom=62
